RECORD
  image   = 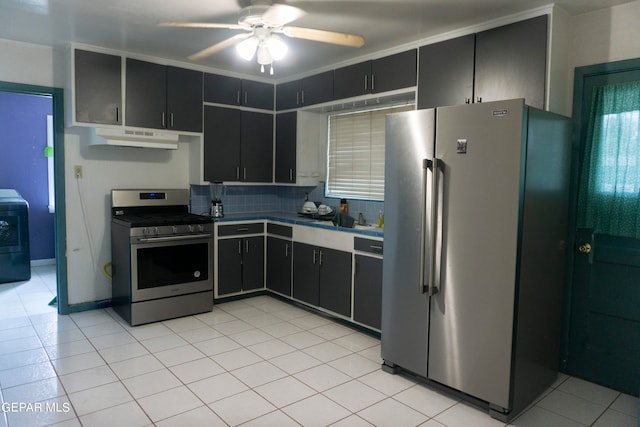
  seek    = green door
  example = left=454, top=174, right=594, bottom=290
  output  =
left=567, top=63, right=640, bottom=395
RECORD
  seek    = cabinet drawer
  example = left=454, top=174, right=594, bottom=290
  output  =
left=218, top=223, right=264, bottom=236
left=354, top=237, right=383, bottom=255
left=267, top=223, right=292, bottom=238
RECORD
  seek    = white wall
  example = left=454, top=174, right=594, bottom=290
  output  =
left=571, top=1, right=640, bottom=68
left=63, top=128, right=191, bottom=304
left=0, top=39, right=193, bottom=305
left=565, top=1, right=640, bottom=112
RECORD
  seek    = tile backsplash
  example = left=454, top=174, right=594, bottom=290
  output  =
left=190, top=183, right=385, bottom=225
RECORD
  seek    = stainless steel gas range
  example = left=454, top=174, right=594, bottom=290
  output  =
left=111, top=189, right=213, bottom=326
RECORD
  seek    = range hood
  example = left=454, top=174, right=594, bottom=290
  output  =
left=90, top=127, right=180, bottom=149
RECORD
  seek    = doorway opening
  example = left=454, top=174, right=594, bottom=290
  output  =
left=0, top=81, right=68, bottom=314
left=564, top=58, right=640, bottom=395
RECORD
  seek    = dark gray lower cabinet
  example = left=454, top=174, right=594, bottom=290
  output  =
left=293, top=242, right=352, bottom=317
left=266, top=236, right=292, bottom=296
left=218, top=236, right=264, bottom=295
left=354, top=254, right=383, bottom=329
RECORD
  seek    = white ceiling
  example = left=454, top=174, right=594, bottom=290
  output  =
left=0, top=0, right=634, bottom=79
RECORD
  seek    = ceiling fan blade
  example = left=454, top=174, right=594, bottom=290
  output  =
left=188, top=33, right=250, bottom=61
left=261, top=4, right=305, bottom=27
left=159, top=22, right=245, bottom=30
left=281, top=26, right=365, bottom=47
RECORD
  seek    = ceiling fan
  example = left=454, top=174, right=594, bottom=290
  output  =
left=159, top=0, right=365, bottom=74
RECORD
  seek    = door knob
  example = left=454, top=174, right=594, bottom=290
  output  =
left=578, top=243, right=591, bottom=254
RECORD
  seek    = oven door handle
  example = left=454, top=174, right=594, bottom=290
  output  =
left=135, top=234, right=212, bottom=243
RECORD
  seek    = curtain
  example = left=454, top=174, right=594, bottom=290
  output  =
left=577, top=80, right=640, bottom=238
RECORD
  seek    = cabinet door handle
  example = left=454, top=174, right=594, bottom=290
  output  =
left=370, top=245, right=383, bottom=253
left=312, top=249, right=317, bottom=264
left=244, top=92, right=248, bottom=105
left=245, top=240, right=249, bottom=253
left=170, top=113, right=174, bottom=128
left=371, top=74, right=375, bottom=92
left=161, top=112, right=166, bottom=127
left=236, top=227, right=249, bottom=232
left=237, top=91, right=241, bottom=105
left=285, top=244, right=289, bottom=257
left=296, top=91, right=300, bottom=106
left=364, top=74, right=368, bottom=91
left=238, top=240, right=242, bottom=255
left=301, top=90, right=305, bottom=105
left=319, top=250, right=323, bottom=266
left=289, top=168, right=293, bottom=181
left=476, top=96, right=483, bottom=103
left=465, top=98, right=471, bottom=104
left=243, top=167, right=247, bottom=180
left=236, top=166, right=240, bottom=180
left=115, top=107, right=120, bottom=124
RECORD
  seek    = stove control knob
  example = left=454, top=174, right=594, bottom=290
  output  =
left=197, top=224, right=205, bottom=232
left=172, top=226, right=178, bottom=234
left=188, top=225, right=195, bottom=233
left=142, top=227, right=149, bottom=236
left=154, top=227, right=159, bottom=235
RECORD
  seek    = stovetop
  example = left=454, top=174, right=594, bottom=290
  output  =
left=113, top=211, right=211, bottom=228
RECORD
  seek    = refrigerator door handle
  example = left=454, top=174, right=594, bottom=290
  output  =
left=428, top=157, right=443, bottom=296
left=419, top=159, right=432, bottom=294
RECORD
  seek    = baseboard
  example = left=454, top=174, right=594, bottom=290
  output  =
left=65, top=299, right=112, bottom=314
left=31, top=258, right=56, bottom=267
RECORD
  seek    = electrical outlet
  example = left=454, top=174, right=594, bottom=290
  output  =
left=74, top=165, right=83, bottom=179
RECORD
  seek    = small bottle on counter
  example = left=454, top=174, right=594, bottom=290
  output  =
left=378, top=210, right=384, bottom=228
left=340, top=199, right=348, bottom=214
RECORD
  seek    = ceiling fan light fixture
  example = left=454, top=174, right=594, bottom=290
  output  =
left=266, top=34, right=287, bottom=60
left=236, top=36, right=258, bottom=60
left=256, top=43, right=273, bottom=65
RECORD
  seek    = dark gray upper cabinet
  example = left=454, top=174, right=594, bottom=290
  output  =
left=125, top=59, right=166, bottom=129
left=418, top=34, right=475, bottom=109
left=474, top=15, right=547, bottom=108
left=74, top=49, right=122, bottom=125
left=418, top=16, right=547, bottom=109
left=126, top=59, right=203, bottom=131
left=241, top=80, right=275, bottom=110
left=203, top=106, right=273, bottom=183
left=241, top=110, right=274, bottom=182
left=204, top=106, right=241, bottom=182
left=302, top=71, right=334, bottom=106
left=333, top=61, right=372, bottom=99
left=204, top=73, right=242, bottom=105
left=371, top=50, right=417, bottom=93
left=204, top=73, right=274, bottom=110
left=276, top=71, right=334, bottom=110
left=333, top=49, right=417, bottom=100
left=275, top=112, right=296, bottom=183
left=166, top=66, right=203, bottom=132
left=276, top=80, right=301, bottom=111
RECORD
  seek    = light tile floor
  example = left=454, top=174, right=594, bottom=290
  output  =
left=0, top=265, right=638, bottom=426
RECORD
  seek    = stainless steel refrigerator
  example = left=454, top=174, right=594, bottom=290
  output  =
left=381, top=99, right=571, bottom=421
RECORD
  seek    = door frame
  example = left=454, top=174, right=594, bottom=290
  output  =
left=560, top=57, right=640, bottom=370
left=0, top=81, right=70, bottom=314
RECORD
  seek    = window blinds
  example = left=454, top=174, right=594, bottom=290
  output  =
left=327, top=104, right=414, bottom=201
